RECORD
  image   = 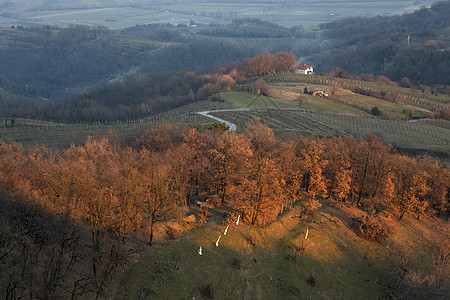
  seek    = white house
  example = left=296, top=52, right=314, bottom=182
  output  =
left=295, top=64, right=314, bottom=74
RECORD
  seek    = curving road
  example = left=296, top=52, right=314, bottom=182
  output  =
left=197, top=108, right=253, bottom=131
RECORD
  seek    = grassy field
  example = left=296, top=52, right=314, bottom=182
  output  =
left=0, top=0, right=427, bottom=28
left=220, top=91, right=299, bottom=110
left=1, top=81, right=448, bottom=160
left=121, top=198, right=449, bottom=299
left=219, top=90, right=368, bottom=115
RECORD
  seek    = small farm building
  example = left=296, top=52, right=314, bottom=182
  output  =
left=295, top=64, right=314, bottom=74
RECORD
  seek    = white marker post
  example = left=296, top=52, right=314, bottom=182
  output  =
left=224, top=224, right=230, bottom=236
left=236, top=215, right=240, bottom=225
left=305, top=227, right=309, bottom=239
left=215, top=235, right=221, bottom=247
left=198, top=246, right=203, bottom=255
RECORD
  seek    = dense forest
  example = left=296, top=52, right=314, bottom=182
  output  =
left=311, top=1, right=450, bottom=85
left=0, top=24, right=252, bottom=101
left=1, top=123, right=448, bottom=298
left=0, top=52, right=297, bottom=122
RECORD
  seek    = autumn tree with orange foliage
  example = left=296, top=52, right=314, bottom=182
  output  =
left=297, top=138, right=328, bottom=201
left=393, top=156, right=430, bottom=220
left=209, top=131, right=252, bottom=202
left=229, top=120, right=285, bottom=225
left=323, top=137, right=352, bottom=202
left=236, top=51, right=297, bottom=78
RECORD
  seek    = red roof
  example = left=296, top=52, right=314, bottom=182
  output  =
left=296, top=64, right=314, bottom=70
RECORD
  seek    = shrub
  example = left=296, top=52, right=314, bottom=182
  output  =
left=166, top=226, right=181, bottom=239
left=232, top=257, right=241, bottom=270
left=221, top=212, right=233, bottom=226
left=376, top=75, right=398, bottom=86
left=195, top=210, right=211, bottom=223
left=351, top=215, right=391, bottom=242
left=371, top=106, right=381, bottom=117
left=201, top=284, right=214, bottom=300
left=304, top=199, right=322, bottom=215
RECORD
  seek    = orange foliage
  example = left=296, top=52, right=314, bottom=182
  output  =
left=0, top=123, right=448, bottom=229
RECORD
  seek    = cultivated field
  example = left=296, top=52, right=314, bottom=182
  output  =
left=206, top=89, right=449, bottom=158
left=209, top=109, right=449, bottom=154
left=0, top=0, right=431, bottom=28
left=0, top=100, right=232, bottom=147
left=267, top=74, right=448, bottom=114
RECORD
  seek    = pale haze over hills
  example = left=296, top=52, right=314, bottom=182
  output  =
left=0, top=0, right=441, bottom=28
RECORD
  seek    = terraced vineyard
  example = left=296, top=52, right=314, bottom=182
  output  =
left=266, top=74, right=449, bottom=113
left=211, top=109, right=339, bottom=136
left=0, top=100, right=233, bottom=147
left=209, top=109, right=450, bottom=156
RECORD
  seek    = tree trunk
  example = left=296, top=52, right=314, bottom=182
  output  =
left=357, top=153, right=370, bottom=206
left=149, top=212, right=156, bottom=246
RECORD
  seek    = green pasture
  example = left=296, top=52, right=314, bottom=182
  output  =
left=274, top=81, right=426, bottom=118
left=339, top=94, right=421, bottom=118
left=310, top=75, right=447, bottom=105
left=157, top=0, right=419, bottom=28
left=1, top=88, right=448, bottom=160
left=220, top=92, right=299, bottom=110
left=345, top=78, right=448, bottom=104
left=268, top=74, right=448, bottom=105
left=273, top=83, right=372, bottom=116
left=268, top=75, right=446, bottom=119
left=18, top=8, right=195, bottom=29
left=302, top=95, right=370, bottom=116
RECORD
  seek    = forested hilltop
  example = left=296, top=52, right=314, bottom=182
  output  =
left=0, top=1, right=448, bottom=108
left=1, top=123, right=449, bottom=298
left=311, top=0, right=450, bottom=86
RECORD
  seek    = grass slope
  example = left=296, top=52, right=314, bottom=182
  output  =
left=121, top=199, right=449, bottom=299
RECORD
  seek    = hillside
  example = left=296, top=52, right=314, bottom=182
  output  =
left=1, top=72, right=448, bottom=161
left=122, top=199, right=449, bottom=299
left=0, top=2, right=448, bottom=105
left=308, top=0, right=450, bottom=85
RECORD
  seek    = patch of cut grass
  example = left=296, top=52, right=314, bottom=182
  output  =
left=220, top=91, right=299, bottom=110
